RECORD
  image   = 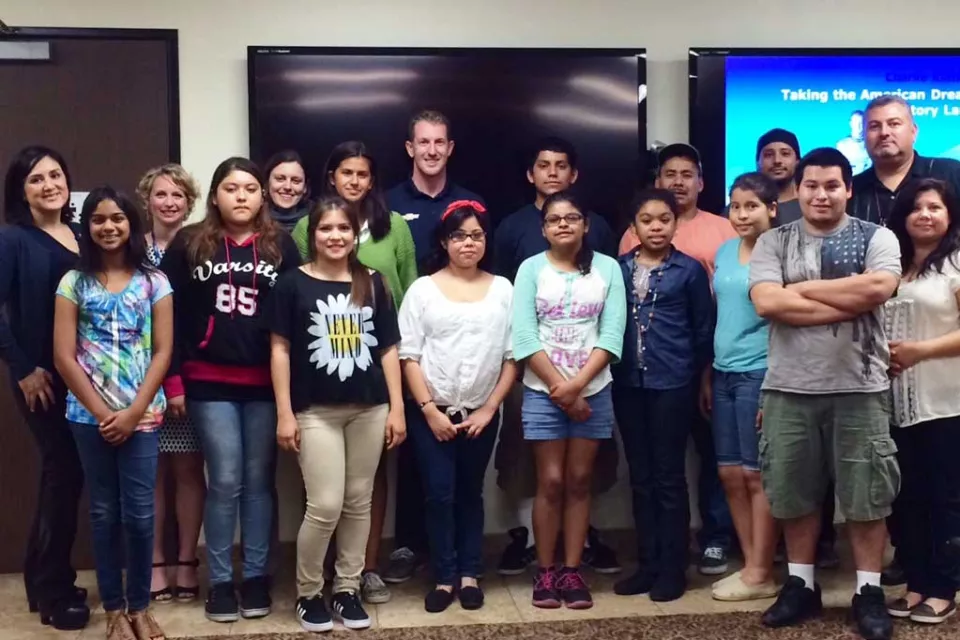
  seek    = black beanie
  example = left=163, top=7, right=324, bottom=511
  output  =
left=756, top=128, right=801, bottom=160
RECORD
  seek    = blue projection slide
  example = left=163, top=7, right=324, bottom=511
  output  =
left=724, top=55, right=960, bottom=197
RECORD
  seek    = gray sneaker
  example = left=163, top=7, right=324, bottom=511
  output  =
left=360, top=571, right=391, bottom=604
left=382, top=547, right=418, bottom=584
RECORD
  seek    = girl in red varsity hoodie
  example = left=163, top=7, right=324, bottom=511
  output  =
left=159, top=157, right=300, bottom=623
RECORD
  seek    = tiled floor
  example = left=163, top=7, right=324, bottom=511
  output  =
left=0, top=543, right=907, bottom=639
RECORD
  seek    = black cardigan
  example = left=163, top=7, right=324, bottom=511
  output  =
left=0, top=224, right=79, bottom=382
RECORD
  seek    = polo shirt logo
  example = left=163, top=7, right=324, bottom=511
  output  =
left=401, top=212, right=420, bottom=221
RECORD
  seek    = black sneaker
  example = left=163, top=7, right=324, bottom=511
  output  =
left=582, top=529, right=622, bottom=574
left=614, top=570, right=657, bottom=596
left=852, top=585, right=893, bottom=640
left=296, top=595, right=333, bottom=633
left=239, top=576, right=272, bottom=619
left=382, top=547, right=418, bottom=584
left=698, top=546, right=729, bottom=576
left=331, top=591, right=371, bottom=630
left=761, top=576, right=823, bottom=628
left=205, top=582, right=239, bottom=623
left=497, top=527, right=535, bottom=576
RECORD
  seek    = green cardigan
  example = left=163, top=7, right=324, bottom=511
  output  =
left=292, top=211, right=417, bottom=307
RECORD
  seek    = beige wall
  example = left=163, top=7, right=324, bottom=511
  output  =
left=5, top=0, right=949, bottom=540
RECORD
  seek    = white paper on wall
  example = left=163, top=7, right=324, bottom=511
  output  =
left=68, top=191, right=89, bottom=223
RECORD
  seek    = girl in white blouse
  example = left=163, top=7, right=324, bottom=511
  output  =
left=884, top=178, right=960, bottom=625
left=398, top=200, right=516, bottom=613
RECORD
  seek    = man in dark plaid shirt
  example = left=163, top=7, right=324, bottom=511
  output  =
left=849, top=95, right=960, bottom=226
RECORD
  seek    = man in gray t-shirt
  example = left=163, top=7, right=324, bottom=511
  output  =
left=748, top=148, right=901, bottom=640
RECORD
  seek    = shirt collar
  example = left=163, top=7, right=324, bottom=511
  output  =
left=404, top=175, right=453, bottom=201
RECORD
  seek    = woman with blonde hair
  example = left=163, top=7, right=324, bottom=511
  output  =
left=136, top=164, right=207, bottom=605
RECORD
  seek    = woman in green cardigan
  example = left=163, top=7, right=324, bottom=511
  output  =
left=291, top=141, right=416, bottom=605
left=292, top=141, right=416, bottom=309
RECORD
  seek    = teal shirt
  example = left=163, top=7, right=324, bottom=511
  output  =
left=292, top=212, right=417, bottom=308
left=512, top=252, right=626, bottom=396
left=713, top=239, right=768, bottom=372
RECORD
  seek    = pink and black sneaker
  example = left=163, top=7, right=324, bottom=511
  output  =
left=531, top=567, right=561, bottom=609
left=558, top=566, right=593, bottom=609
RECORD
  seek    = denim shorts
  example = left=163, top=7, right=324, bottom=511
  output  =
left=522, top=384, right=615, bottom=441
left=711, top=368, right=765, bottom=471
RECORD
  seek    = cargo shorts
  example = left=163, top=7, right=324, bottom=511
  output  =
left=758, top=390, right=900, bottom=522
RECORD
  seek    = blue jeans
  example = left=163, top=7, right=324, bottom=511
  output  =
left=408, top=407, right=499, bottom=585
left=70, top=424, right=158, bottom=612
left=711, top=369, right=765, bottom=471
left=190, top=400, right=277, bottom=585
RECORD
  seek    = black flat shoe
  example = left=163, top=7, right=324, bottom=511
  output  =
left=28, top=586, right=87, bottom=613
left=459, top=585, right=484, bottom=610
left=39, top=600, right=90, bottom=630
left=425, top=587, right=456, bottom=613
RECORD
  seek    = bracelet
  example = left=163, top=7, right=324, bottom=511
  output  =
left=419, top=399, right=435, bottom=410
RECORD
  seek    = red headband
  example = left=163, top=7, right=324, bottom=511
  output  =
left=441, top=199, right=487, bottom=221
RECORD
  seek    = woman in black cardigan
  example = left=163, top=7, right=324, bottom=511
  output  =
left=0, top=146, right=90, bottom=631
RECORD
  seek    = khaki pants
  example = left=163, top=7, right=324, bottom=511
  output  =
left=295, top=404, right=387, bottom=598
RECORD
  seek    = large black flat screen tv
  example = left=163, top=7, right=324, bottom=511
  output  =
left=690, top=47, right=960, bottom=213
left=248, top=47, right=647, bottom=229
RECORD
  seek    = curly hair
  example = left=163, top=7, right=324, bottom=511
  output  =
left=136, top=163, right=201, bottom=223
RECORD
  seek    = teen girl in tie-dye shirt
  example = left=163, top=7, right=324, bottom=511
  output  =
left=53, top=187, right=173, bottom=640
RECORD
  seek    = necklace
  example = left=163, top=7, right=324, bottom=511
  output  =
left=631, top=253, right=667, bottom=364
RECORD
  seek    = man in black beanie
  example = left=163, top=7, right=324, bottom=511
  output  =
left=755, top=128, right=803, bottom=226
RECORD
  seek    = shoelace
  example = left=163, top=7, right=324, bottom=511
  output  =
left=559, top=571, right=587, bottom=592
left=363, top=572, right=386, bottom=589
left=390, top=547, right=415, bottom=562
left=535, top=570, right=557, bottom=592
left=703, top=547, right=725, bottom=560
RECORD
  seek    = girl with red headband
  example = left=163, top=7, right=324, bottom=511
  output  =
left=398, top=200, right=516, bottom=613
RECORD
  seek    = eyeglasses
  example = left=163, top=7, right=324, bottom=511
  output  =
left=544, top=213, right=584, bottom=227
left=449, top=230, right=486, bottom=243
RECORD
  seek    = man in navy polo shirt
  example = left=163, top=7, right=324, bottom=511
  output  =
left=386, top=109, right=484, bottom=272
left=377, top=110, right=483, bottom=587
left=492, top=136, right=622, bottom=577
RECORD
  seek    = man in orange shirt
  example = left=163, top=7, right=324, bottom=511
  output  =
left=619, top=144, right=735, bottom=278
left=619, top=143, right=736, bottom=575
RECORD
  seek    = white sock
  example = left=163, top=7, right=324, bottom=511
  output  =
left=788, top=563, right=816, bottom=590
left=517, top=499, right=534, bottom=546
left=856, top=571, right=881, bottom=593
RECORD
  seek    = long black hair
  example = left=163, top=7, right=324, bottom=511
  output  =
left=306, top=196, right=374, bottom=307
left=2, top=145, right=73, bottom=226
left=887, top=178, right=960, bottom=277
left=541, top=191, right=593, bottom=275
left=424, top=201, right=491, bottom=275
left=77, top=186, right=153, bottom=276
left=321, top=141, right=391, bottom=241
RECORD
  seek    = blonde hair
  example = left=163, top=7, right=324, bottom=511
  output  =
left=136, top=163, right=201, bottom=221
